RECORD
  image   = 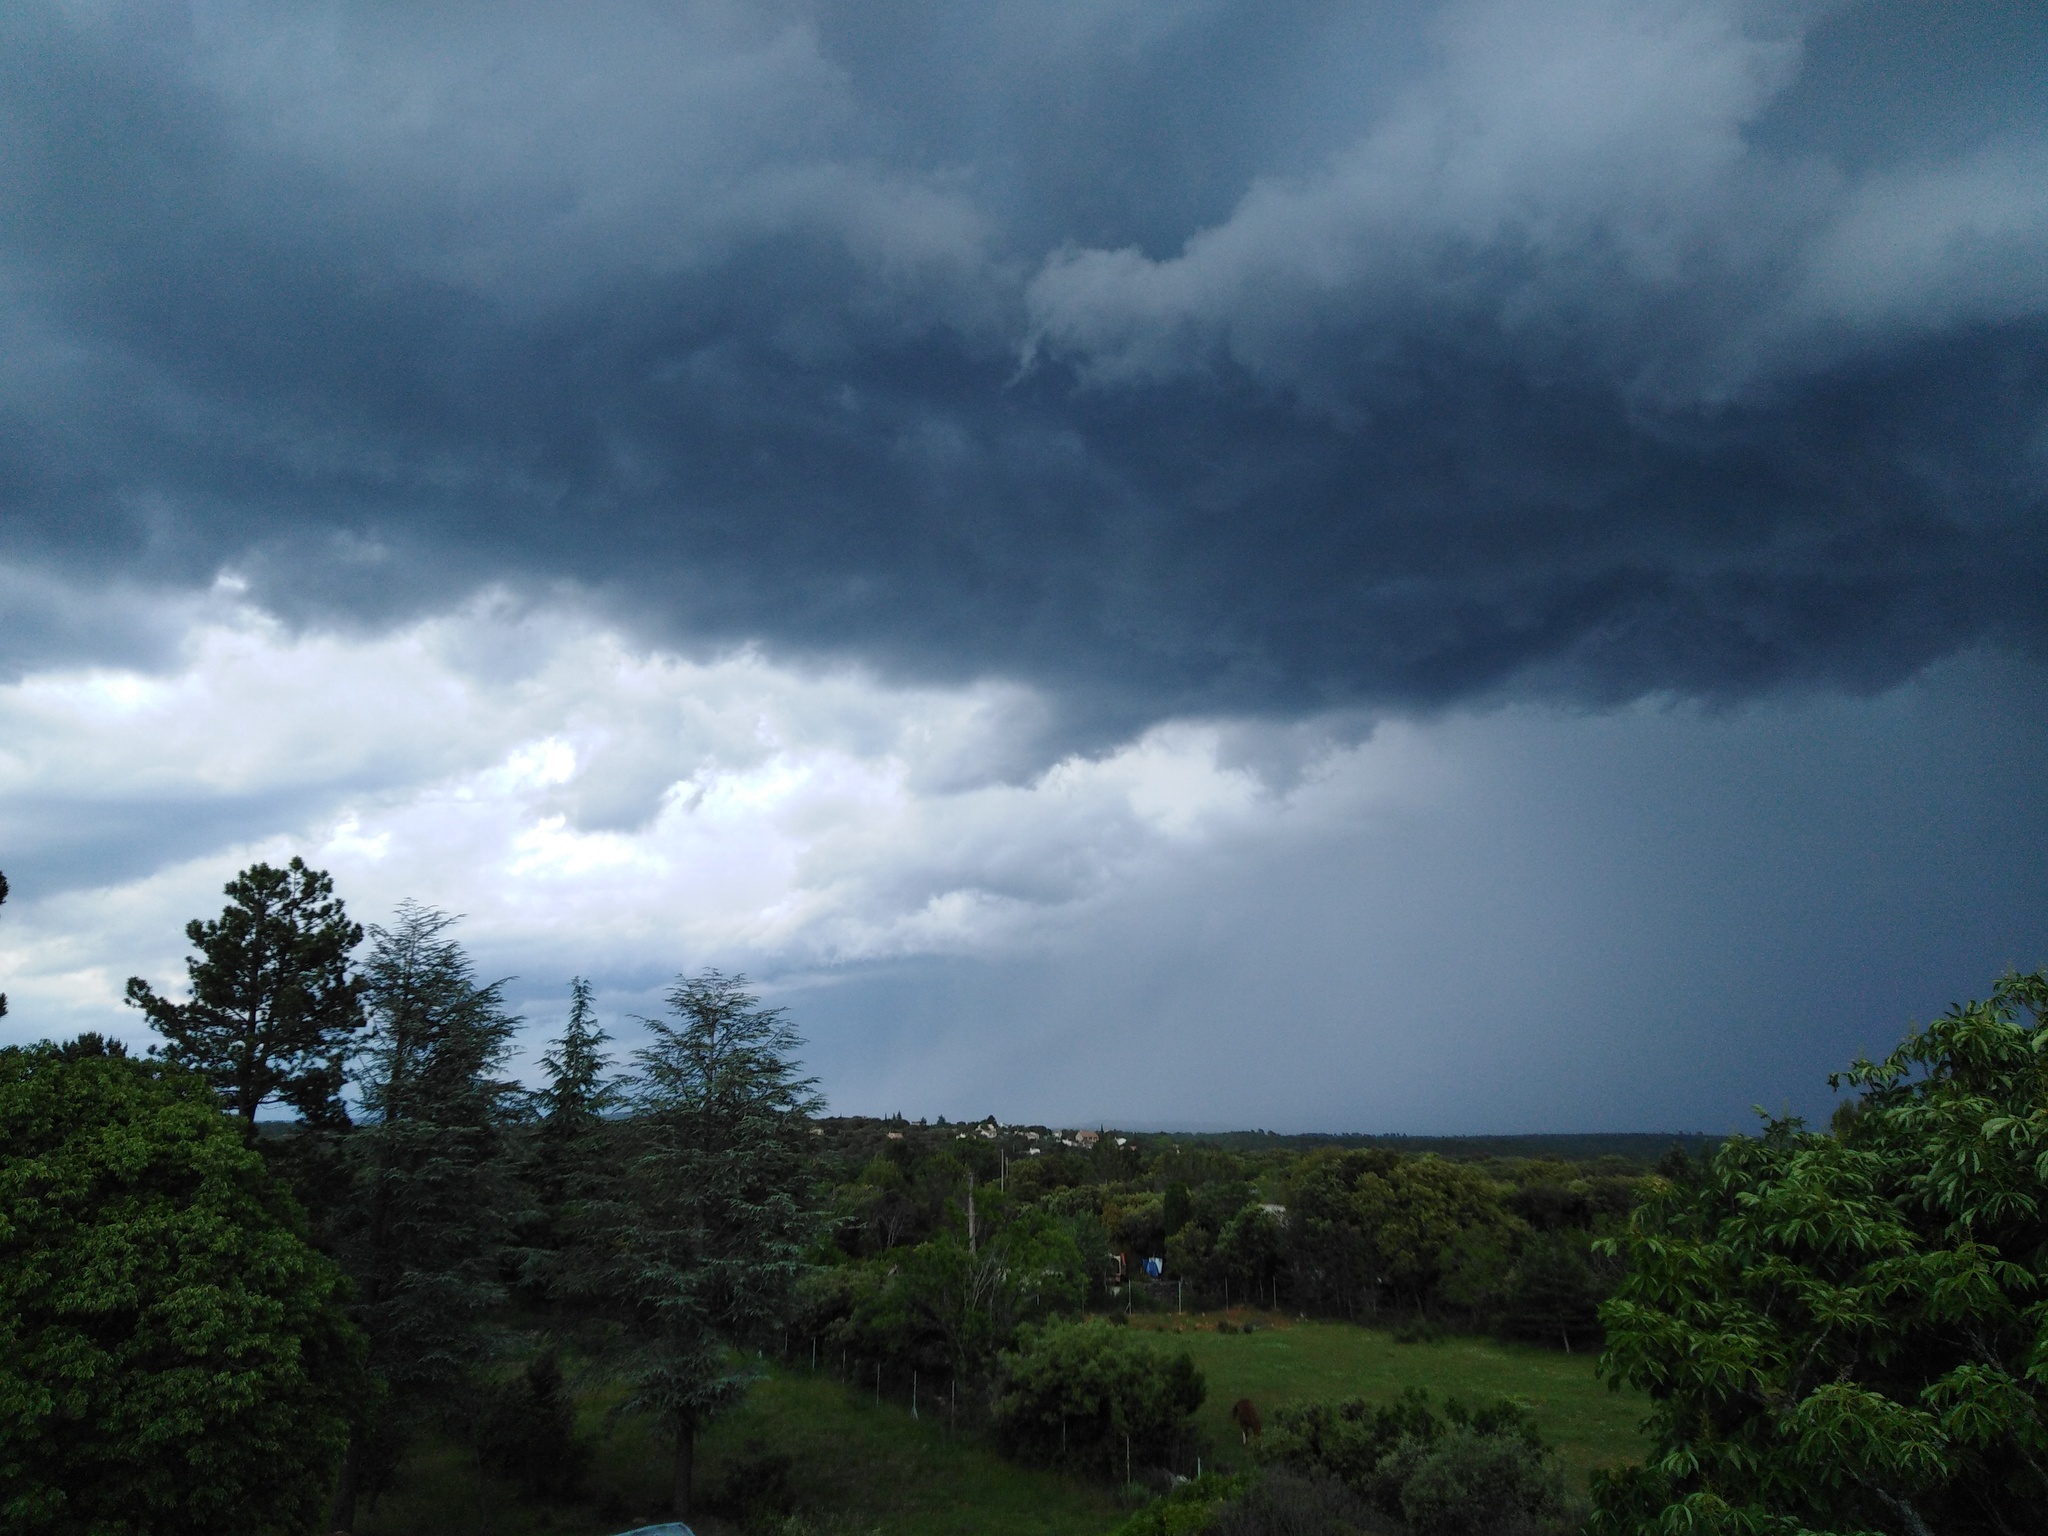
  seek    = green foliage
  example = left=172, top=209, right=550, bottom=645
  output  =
left=328, top=903, right=522, bottom=1527
left=478, top=1351, right=592, bottom=1501
left=0, top=1037, right=358, bottom=1534
left=1350, top=1156, right=1523, bottom=1306
left=1595, top=969, right=2048, bottom=1536
left=842, top=1208, right=1091, bottom=1380
left=1109, top=1470, right=1255, bottom=1536
left=1206, top=1469, right=1395, bottom=1536
left=125, top=857, right=365, bottom=1133
left=993, top=1316, right=1206, bottom=1479
left=1263, top=1389, right=1578, bottom=1536
left=620, top=969, right=823, bottom=1516
left=521, top=977, right=624, bottom=1309
left=1501, top=1231, right=1606, bottom=1348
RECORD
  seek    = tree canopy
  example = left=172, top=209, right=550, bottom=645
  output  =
left=1595, top=969, right=2048, bottom=1536
left=0, top=1037, right=359, bottom=1535
left=621, top=970, right=823, bottom=1520
left=125, top=857, right=365, bottom=1134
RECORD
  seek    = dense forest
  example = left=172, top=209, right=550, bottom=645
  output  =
left=2, top=860, right=2044, bottom=1536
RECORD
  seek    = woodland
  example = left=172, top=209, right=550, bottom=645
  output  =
left=1, top=861, right=2045, bottom=1536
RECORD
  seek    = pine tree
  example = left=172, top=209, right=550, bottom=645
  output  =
left=125, top=857, right=364, bottom=1136
left=620, top=970, right=822, bottom=1521
left=326, top=903, right=522, bottom=1532
left=522, top=976, right=623, bottom=1310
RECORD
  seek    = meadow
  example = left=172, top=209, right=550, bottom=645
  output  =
left=1131, top=1309, right=1649, bottom=1485
left=357, top=1316, right=1648, bottom=1536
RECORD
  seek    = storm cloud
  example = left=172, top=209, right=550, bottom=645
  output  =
left=3, top=0, right=2043, bottom=732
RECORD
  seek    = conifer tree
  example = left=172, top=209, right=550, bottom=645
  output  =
left=620, top=970, right=822, bottom=1521
left=125, top=857, right=364, bottom=1136
left=0, top=868, right=10, bottom=1018
left=326, top=903, right=522, bottom=1532
left=522, top=976, right=623, bottom=1309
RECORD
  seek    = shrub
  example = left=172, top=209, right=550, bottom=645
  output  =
left=476, top=1351, right=591, bottom=1500
left=1206, top=1469, right=1401, bottom=1536
left=993, top=1316, right=1206, bottom=1480
left=1262, top=1390, right=1578, bottom=1536
left=713, top=1437, right=795, bottom=1525
left=1376, top=1427, right=1579, bottom=1536
left=1107, top=1470, right=1251, bottom=1536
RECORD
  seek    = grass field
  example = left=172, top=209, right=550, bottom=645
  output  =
left=357, top=1316, right=1648, bottom=1535
left=359, top=1366, right=1131, bottom=1536
left=1129, top=1310, right=1651, bottom=1485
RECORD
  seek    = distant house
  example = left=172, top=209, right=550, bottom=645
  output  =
left=1073, top=1129, right=1100, bottom=1149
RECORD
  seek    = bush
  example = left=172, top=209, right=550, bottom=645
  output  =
left=1376, top=1428, right=1579, bottom=1536
left=993, top=1317, right=1206, bottom=1480
left=1107, top=1470, right=1250, bottom=1536
left=1207, top=1469, right=1401, bottom=1536
left=476, top=1351, right=591, bottom=1500
left=713, top=1437, right=796, bottom=1525
left=1262, top=1390, right=1579, bottom=1536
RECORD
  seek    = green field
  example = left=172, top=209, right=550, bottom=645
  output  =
left=1131, top=1311, right=1650, bottom=1485
left=358, top=1317, right=1648, bottom=1536
left=360, top=1366, right=1131, bottom=1536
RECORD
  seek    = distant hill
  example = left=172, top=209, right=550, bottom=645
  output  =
left=1142, top=1130, right=1725, bottom=1165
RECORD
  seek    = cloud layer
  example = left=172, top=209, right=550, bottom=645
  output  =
left=3, top=595, right=2042, bottom=1130
left=2, top=0, right=2043, bottom=735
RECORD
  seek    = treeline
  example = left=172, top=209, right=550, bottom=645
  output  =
left=796, top=1108, right=1664, bottom=1416
left=3, top=860, right=816, bottom=1530
left=4, top=856, right=2046, bottom=1536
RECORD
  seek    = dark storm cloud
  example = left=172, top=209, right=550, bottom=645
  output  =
left=2, top=0, right=2044, bottom=730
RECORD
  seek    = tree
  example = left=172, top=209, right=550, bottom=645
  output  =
left=1349, top=1155, right=1518, bottom=1311
left=522, top=977, right=624, bottom=1308
left=125, top=857, right=365, bottom=1136
left=0, top=1036, right=359, bottom=1534
left=0, top=868, right=10, bottom=1018
left=620, top=970, right=823, bottom=1521
left=1594, top=969, right=2048, bottom=1536
left=325, top=903, right=522, bottom=1531
left=993, top=1317, right=1206, bottom=1480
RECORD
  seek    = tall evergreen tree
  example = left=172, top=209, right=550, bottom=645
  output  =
left=326, top=903, right=521, bottom=1532
left=620, top=970, right=822, bottom=1521
left=125, top=857, right=364, bottom=1136
left=0, top=868, right=10, bottom=1018
left=522, top=976, right=623, bottom=1309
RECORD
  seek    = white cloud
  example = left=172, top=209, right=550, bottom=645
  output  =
left=0, top=590, right=1433, bottom=1045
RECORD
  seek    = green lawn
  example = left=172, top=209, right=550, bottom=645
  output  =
left=358, top=1318, right=1647, bottom=1535
left=1129, top=1310, right=1651, bottom=1485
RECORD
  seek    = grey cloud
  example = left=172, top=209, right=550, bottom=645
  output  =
left=2, top=0, right=2045, bottom=742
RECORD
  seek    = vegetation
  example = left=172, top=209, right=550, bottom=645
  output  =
left=125, top=857, right=365, bottom=1136
left=619, top=970, right=823, bottom=1520
left=11, top=852, right=2045, bottom=1536
left=994, top=1317, right=1206, bottom=1479
left=0, top=1035, right=358, bottom=1534
left=1594, top=970, right=2048, bottom=1536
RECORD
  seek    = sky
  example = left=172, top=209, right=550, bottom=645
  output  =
left=2, top=0, right=2045, bottom=1132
